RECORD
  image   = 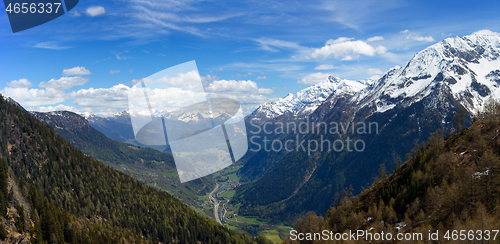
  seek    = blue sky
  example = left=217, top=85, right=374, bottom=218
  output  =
left=1, top=0, right=500, bottom=115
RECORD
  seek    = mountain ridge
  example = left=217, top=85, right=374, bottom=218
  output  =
left=0, top=95, right=252, bottom=243
left=29, top=110, right=216, bottom=211
left=233, top=31, right=500, bottom=224
left=250, top=76, right=373, bottom=121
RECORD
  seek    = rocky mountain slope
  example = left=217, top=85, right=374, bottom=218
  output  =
left=234, top=31, right=500, bottom=224
left=284, top=101, right=500, bottom=243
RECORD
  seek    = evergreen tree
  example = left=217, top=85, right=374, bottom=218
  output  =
left=452, top=105, right=467, bottom=133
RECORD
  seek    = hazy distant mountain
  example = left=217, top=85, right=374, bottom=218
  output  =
left=83, top=110, right=136, bottom=143
left=84, top=106, right=237, bottom=147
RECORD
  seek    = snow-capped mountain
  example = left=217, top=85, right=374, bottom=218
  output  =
left=353, top=30, right=500, bottom=115
left=250, top=30, right=500, bottom=124
left=82, top=105, right=236, bottom=144
left=237, top=31, right=500, bottom=220
left=250, top=76, right=372, bottom=120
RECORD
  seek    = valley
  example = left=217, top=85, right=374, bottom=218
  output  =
left=200, top=164, right=294, bottom=243
left=2, top=0, right=500, bottom=242
left=8, top=30, right=500, bottom=244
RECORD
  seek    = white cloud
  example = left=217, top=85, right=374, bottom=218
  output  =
left=68, top=84, right=131, bottom=115
left=298, top=72, right=332, bottom=85
left=35, top=104, right=79, bottom=113
left=2, top=76, right=84, bottom=107
left=3, top=71, right=275, bottom=116
left=205, top=80, right=273, bottom=95
left=257, top=76, right=267, bottom=80
left=472, top=30, right=500, bottom=37
left=1, top=87, right=65, bottom=106
left=71, top=10, right=81, bottom=17
left=157, top=70, right=202, bottom=87
left=63, top=66, right=91, bottom=76
left=400, top=30, right=435, bottom=42
left=367, top=68, right=383, bottom=75
left=7, top=78, right=33, bottom=88
left=255, top=38, right=302, bottom=52
left=308, top=37, right=387, bottom=60
left=202, top=79, right=274, bottom=114
left=33, top=42, right=71, bottom=50
left=367, top=36, right=384, bottom=42
left=129, top=69, right=134, bottom=73
left=116, top=55, right=126, bottom=60
left=314, top=64, right=337, bottom=70
left=109, top=69, right=121, bottom=74
left=200, top=74, right=219, bottom=83
left=368, top=75, right=382, bottom=80
left=235, top=72, right=253, bottom=78
left=86, top=6, right=106, bottom=17
left=39, top=76, right=89, bottom=90
left=130, top=4, right=241, bottom=37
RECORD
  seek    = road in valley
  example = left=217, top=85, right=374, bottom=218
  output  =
left=209, top=183, right=221, bottom=224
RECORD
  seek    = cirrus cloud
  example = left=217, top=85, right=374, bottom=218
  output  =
left=314, top=64, right=337, bottom=70
left=400, top=30, right=435, bottom=42
left=366, top=36, right=384, bottom=42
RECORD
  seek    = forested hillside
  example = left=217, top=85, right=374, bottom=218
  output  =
left=284, top=98, right=500, bottom=243
left=0, top=95, right=252, bottom=243
left=31, top=110, right=214, bottom=208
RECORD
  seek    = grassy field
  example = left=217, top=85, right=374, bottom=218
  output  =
left=258, top=229, right=282, bottom=243
left=276, top=225, right=293, bottom=233
left=220, top=189, right=236, bottom=198
left=190, top=206, right=207, bottom=217
left=227, top=173, right=240, bottom=181
left=234, top=216, right=266, bottom=224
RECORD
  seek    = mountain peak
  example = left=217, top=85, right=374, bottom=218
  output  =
left=250, top=75, right=370, bottom=119
left=356, top=30, right=500, bottom=114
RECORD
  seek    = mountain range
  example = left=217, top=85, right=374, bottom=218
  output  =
left=250, top=76, right=373, bottom=121
left=13, top=30, right=500, bottom=233
left=233, top=30, right=500, bottom=223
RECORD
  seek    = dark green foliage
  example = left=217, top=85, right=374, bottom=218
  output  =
left=15, top=205, right=24, bottom=233
left=289, top=103, right=500, bottom=242
left=0, top=96, right=252, bottom=243
left=0, top=157, right=8, bottom=216
left=256, top=235, right=274, bottom=244
left=0, top=223, right=7, bottom=240
left=32, top=111, right=214, bottom=207
left=452, top=105, right=467, bottom=132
